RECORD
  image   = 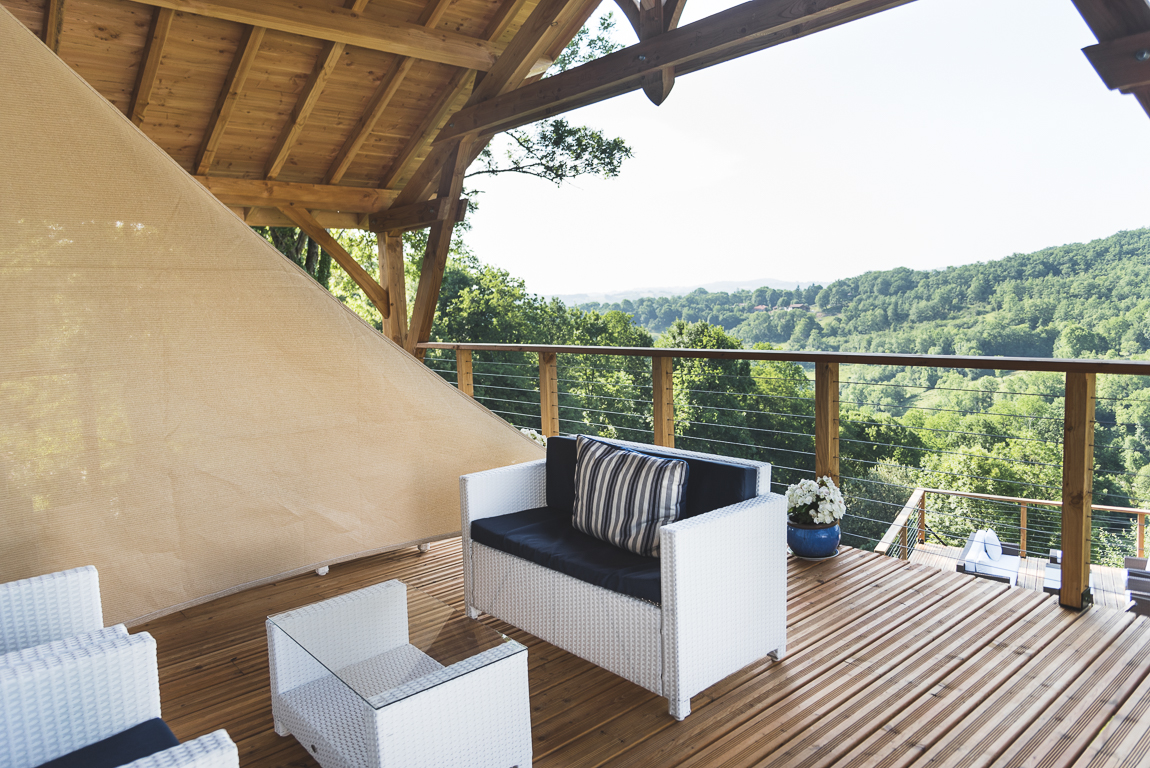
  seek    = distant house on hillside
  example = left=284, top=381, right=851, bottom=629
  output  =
left=789, top=303, right=810, bottom=311
left=753, top=305, right=768, bottom=312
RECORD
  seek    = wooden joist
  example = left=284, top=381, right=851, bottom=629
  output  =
left=199, top=177, right=397, bottom=212
left=368, top=196, right=467, bottom=233
left=194, top=25, right=265, bottom=176
left=129, top=6, right=175, bottom=126
left=127, top=0, right=503, bottom=71
left=277, top=205, right=390, bottom=318
left=434, top=0, right=912, bottom=142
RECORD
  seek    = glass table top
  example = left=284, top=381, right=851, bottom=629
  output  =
left=268, top=579, right=525, bottom=709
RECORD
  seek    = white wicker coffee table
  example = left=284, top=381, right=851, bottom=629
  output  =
left=267, top=579, right=530, bottom=768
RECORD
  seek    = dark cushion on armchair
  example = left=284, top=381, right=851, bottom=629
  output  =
left=471, top=507, right=662, bottom=604
left=546, top=435, right=757, bottom=520
left=38, top=718, right=179, bottom=768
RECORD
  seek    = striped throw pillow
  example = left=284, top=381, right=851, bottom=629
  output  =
left=572, top=436, right=689, bottom=557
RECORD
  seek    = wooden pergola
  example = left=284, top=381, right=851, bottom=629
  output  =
left=2, top=0, right=1142, bottom=356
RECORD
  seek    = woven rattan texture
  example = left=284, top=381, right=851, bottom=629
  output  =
left=0, top=567, right=103, bottom=654
left=0, top=6, right=543, bottom=626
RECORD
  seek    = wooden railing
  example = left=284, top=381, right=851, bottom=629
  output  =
left=420, top=341, right=1150, bottom=610
left=877, top=487, right=1150, bottom=560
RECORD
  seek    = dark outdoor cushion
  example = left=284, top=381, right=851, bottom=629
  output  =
left=547, top=435, right=758, bottom=519
left=572, top=435, right=688, bottom=557
left=471, top=507, right=662, bottom=604
left=39, top=718, right=179, bottom=768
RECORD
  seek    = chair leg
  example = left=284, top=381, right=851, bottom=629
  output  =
left=417, top=542, right=431, bottom=553
left=769, top=644, right=786, bottom=661
left=466, top=605, right=480, bottom=619
left=670, top=697, right=691, bottom=720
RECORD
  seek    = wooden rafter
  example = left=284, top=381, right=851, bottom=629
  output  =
left=43, top=0, right=64, bottom=53
left=129, top=0, right=501, bottom=71
left=278, top=205, right=391, bottom=318
left=405, top=135, right=474, bottom=356
left=322, top=0, right=455, bottom=185
left=129, top=6, right=175, bottom=126
left=388, top=0, right=598, bottom=207
left=1072, top=0, right=1150, bottom=124
left=264, top=0, right=371, bottom=180
left=195, top=25, right=265, bottom=176
left=379, top=68, right=474, bottom=192
left=435, top=0, right=913, bottom=143
left=195, top=176, right=398, bottom=212
left=613, top=0, right=639, bottom=37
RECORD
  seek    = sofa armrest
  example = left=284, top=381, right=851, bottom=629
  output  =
left=0, top=632, right=161, bottom=768
left=659, top=492, right=788, bottom=709
left=1002, top=541, right=1021, bottom=557
left=956, top=532, right=977, bottom=574
left=0, top=566, right=103, bottom=655
left=124, top=730, right=239, bottom=768
left=460, top=460, right=547, bottom=529
left=1126, top=557, right=1149, bottom=571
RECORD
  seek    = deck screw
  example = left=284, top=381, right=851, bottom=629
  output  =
left=1137, top=49, right=1150, bottom=61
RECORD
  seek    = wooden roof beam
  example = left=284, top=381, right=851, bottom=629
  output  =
left=126, top=0, right=501, bottom=70
left=197, top=176, right=399, bottom=212
left=435, top=0, right=914, bottom=143
left=368, top=196, right=467, bottom=233
left=322, top=0, right=456, bottom=185
left=129, top=6, right=175, bottom=125
left=278, top=205, right=391, bottom=318
left=1071, top=0, right=1150, bottom=120
left=195, top=25, right=265, bottom=176
left=614, top=0, right=640, bottom=37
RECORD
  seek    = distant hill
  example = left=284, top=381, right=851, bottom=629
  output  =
left=575, top=227, right=1150, bottom=360
left=552, top=277, right=813, bottom=306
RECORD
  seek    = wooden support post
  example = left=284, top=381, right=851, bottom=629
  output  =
left=918, top=492, right=926, bottom=544
left=652, top=355, right=674, bottom=447
left=1060, top=371, right=1096, bottom=610
left=539, top=352, right=559, bottom=437
left=1140, top=513, right=1145, bottom=560
left=456, top=349, right=474, bottom=397
left=815, top=362, right=840, bottom=486
left=1020, top=503, right=1028, bottom=558
left=378, top=233, right=407, bottom=347
left=405, top=135, right=474, bottom=358
left=44, top=0, right=65, bottom=53
left=899, top=525, right=908, bottom=560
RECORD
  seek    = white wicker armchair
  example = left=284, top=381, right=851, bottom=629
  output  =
left=461, top=439, right=787, bottom=720
left=0, top=620, right=238, bottom=768
left=0, top=565, right=103, bottom=654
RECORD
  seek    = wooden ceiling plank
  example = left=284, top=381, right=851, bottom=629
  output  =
left=43, top=0, right=65, bottom=53
left=127, top=0, right=500, bottom=71
left=265, top=40, right=345, bottom=179
left=435, top=0, right=911, bottom=143
left=129, top=6, right=175, bottom=126
left=195, top=25, right=266, bottom=176
left=196, top=176, right=399, bottom=212
left=278, top=205, right=391, bottom=318
left=380, top=68, right=473, bottom=193
left=321, top=0, right=454, bottom=185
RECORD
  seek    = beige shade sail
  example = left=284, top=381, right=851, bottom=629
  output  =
left=0, top=7, right=542, bottom=626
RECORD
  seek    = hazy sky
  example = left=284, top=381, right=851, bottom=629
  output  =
left=461, top=0, right=1150, bottom=298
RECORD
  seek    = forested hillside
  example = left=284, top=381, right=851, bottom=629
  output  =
left=580, top=228, right=1150, bottom=360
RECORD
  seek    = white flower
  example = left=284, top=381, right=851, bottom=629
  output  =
left=519, top=428, right=547, bottom=447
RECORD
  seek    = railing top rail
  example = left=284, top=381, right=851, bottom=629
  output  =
left=418, top=342, right=1150, bottom=376
left=875, top=488, right=926, bottom=555
left=917, top=487, right=1149, bottom=515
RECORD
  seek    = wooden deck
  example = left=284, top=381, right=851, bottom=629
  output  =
left=139, top=540, right=1150, bottom=768
left=909, top=542, right=1133, bottom=610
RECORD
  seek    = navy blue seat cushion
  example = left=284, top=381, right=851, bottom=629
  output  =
left=471, top=507, right=662, bottom=604
left=547, top=435, right=758, bottom=519
left=39, top=718, right=179, bottom=768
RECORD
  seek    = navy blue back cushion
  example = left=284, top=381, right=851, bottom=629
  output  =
left=39, top=718, right=179, bottom=768
left=546, top=435, right=758, bottom=519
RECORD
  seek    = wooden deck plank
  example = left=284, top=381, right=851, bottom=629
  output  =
left=134, top=541, right=1150, bottom=768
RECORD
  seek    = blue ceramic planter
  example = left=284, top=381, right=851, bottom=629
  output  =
left=787, top=522, right=840, bottom=559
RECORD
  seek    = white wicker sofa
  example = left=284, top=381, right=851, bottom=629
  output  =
left=460, top=436, right=787, bottom=720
